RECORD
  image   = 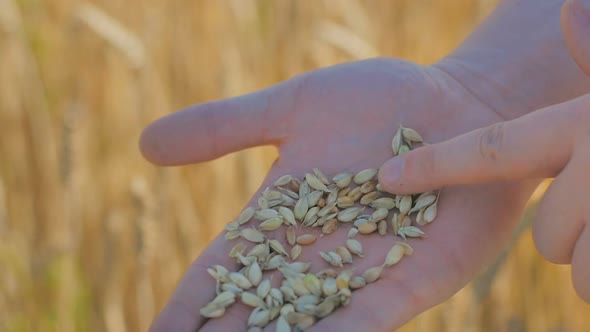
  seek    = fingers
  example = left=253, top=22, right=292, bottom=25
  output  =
left=378, top=98, right=582, bottom=194
left=532, top=159, right=585, bottom=264
left=562, top=0, right=590, bottom=76
left=571, top=225, right=590, bottom=303
left=532, top=146, right=590, bottom=302
left=140, top=82, right=291, bottom=166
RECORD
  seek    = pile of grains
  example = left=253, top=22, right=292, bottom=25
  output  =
left=200, top=126, right=440, bottom=331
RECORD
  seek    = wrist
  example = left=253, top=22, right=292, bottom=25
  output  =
left=432, top=0, right=590, bottom=120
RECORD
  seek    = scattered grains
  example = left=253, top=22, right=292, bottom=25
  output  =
left=353, top=168, right=378, bottom=184
left=335, top=246, right=353, bottom=264
left=241, top=291, right=265, bottom=308
left=296, top=234, right=317, bottom=246
left=423, top=202, right=438, bottom=224
left=280, top=207, right=297, bottom=227
left=259, top=216, right=284, bottom=231
left=321, top=219, right=338, bottom=235
left=285, top=227, right=296, bottom=246
left=399, top=195, right=412, bottom=215
left=384, top=243, right=405, bottom=267
left=337, top=207, right=362, bottom=223
left=305, top=173, right=328, bottom=191
left=291, top=244, right=302, bottom=260
left=225, top=230, right=240, bottom=240
left=345, top=239, right=364, bottom=257
left=333, top=172, right=353, bottom=188
left=229, top=272, right=253, bottom=290
left=200, top=127, right=441, bottom=330
left=313, top=168, right=331, bottom=185
left=274, top=174, right=293, bottom=187
left=359, top=191, right=380, bottom=205
left=257, top=279, right=271, bottom=298
left=362, top=266, right=384, bottom=283
left=236, top=207, right=255, bottom=225
left=247, top=261, right=262, bottom=286
left=240, top=228, right=265, bottom=243
left=377, top=219, right=388, bottom=235
left=369, top=197, right=396, bottom=210
left=402, top=127, right=423, bottom=143
left=349, top=276, right=366, bottom=290
left=319, top=251, right=343, bottom=267
left=358, top=221, right=377, bottom=234
left=307, top=190, right=324, bottom=207
left=347, top=228, right=359, bottom=238
left=294, top=197, right=309, bottom=220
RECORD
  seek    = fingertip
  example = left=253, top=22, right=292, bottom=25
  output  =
left=139, top=122, right=168, bottom=166
left=378, top=157, right=405, bottom=193
left=379, top=149, right=443, bottom=195
left=379, top=143, right=450, bottom=195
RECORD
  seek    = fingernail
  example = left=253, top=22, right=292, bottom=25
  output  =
left=380, top=158, right=404, bottom=186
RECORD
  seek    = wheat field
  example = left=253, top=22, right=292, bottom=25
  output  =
left=0, top=0, right=588, bottom=331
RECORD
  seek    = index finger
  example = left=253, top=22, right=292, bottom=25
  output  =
left=379, top=96, right=586, bottom=194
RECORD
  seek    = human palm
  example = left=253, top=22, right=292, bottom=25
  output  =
left=141, top=58, right=536, bottom=331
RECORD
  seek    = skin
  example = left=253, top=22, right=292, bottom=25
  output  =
left=380, top=0, right=590, bottom=304
left=139, top=0, right=590, bottom=331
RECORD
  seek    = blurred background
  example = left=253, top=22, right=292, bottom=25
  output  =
left=0, top=0, right=588, bottom=331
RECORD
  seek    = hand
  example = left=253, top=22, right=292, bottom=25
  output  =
left=141, top=57, right=534, bottom=332
left=379, top=0, right=590, bottom=304
left=379, top=93, right=590, bottom=303
left=140, top=0, right=590, bottom=330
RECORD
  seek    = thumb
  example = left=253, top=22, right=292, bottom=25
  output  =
left=139, top=79, right=294, bottom=166
left=562, top=0, right=590, bottom=76
left=378, top=97, right=585, bottom=194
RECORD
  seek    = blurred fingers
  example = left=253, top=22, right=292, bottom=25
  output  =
left=571, top=225, right=590, bottom=303
left=532, top=159, right=586, bottom=264
left=562, top=0, right=590, bottom=76
left=533, top=144, right=590, bottom=302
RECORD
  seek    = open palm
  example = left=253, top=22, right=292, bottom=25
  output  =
left=141, top=58, right=536, bottom=331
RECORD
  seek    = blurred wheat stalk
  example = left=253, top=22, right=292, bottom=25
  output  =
left=0, top=0, right=587, bottom=331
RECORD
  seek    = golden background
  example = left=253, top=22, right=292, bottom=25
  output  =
left=0, top=0, right=588, bottom=331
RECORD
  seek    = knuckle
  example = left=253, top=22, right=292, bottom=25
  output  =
left=477, top=123, right=505, bottom=163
